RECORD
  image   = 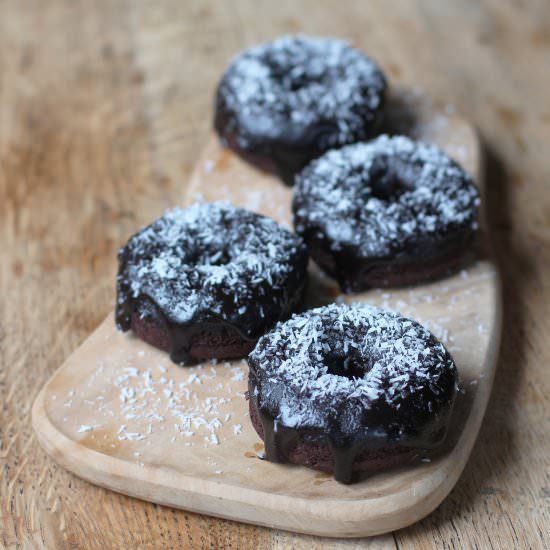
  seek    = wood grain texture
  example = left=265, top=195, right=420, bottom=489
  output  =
left=31, top=91, right=501, bottom=537
left=1, top=0, right=549, bottom=548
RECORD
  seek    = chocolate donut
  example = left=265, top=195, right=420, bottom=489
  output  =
left=292, top=135, right=480, bottom=292
left=116, top=202, right=309, bottom=365
left=247, top=303, right=458, bottom=484
left=215, top=36, right=387, bottom=185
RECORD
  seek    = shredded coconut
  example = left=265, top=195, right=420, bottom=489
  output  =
left=293, top=135, right=480, bottom=259
left=216, top=35, right=386, bottom=150
left=116, top=202, right=308, bottom=335
left=248, top=303, right=457, bottom=435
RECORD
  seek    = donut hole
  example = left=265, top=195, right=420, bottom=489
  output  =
left=287, top=70, right=333, bottom=93
left=324, top=352, right=367, bottom=380
left=284, top=71, right=313, bottom=92
left=368, top=156, right=417, bottom=203
left=189, top=247, right=232, bottom=267
left=204, top=249, right=231, bottom=267
left=265, top=56, right=332, bottom=95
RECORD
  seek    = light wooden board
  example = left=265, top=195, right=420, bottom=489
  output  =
left=32, top=88, right=501, bottom=538
left=4, top=2, right=549, bottom=548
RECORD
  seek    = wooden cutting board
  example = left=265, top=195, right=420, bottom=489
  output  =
left=32, top=88, right=501, bottom=538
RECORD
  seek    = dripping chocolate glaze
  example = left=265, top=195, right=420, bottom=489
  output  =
left=247, top=303, right=458, bottom=484
left=251, top=381, right=452, bottom=484
left=116, top=284, right=305, bottom=365
left=305, top=228, right=475, bottom=293
left=116, top=295, right=257, bottom=364
left=115, top=203, right=308, bottom=365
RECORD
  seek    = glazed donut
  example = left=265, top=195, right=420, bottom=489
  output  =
left=247, top=303, right=458, bottom=484
left=292, top=135, right=480, bottom=292
left=116, top=202, right=309, bottom=365
left=215, top=36, right=387, bottom=184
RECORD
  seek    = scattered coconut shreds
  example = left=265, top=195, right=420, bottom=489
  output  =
left=231, top=367, right=245, bottom=381
left=74, top=359, right=248, bottom=449
left=71, top=262, right=490, bottom=473
left=77, top=425, right=97, bottom=433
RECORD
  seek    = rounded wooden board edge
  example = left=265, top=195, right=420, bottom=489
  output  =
left=31, top=87, right=503, bottom=538
left=31, top=294, right=501, bottom=538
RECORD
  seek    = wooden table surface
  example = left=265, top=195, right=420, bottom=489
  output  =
left=1, top=1, right=549, bottom=548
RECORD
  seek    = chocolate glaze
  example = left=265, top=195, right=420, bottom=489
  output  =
left=116, top=203, right=309, bottom=365
left=117, top=296, right=258, bottom=364
left=248, top=397, right=422, bottom=478
left=215, top=36, right=387, bottom=185
left=305, top=228, right=475, bottom=293
left=293, top=135, right=480, bottom=291
left=249, top=379, right=450, bottom=484
left=247, top=304, right=458, bottom=484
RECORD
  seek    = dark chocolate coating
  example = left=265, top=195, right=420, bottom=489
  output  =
left=128, top=298, right=257, bottom=363
left=215, top=36, right=387, bottom=185
left=247, top=304, right=458, bottom=484
left=293, top=135, right=480, bottom=292
left=248, top=397, right=419, bottom=481
left=304, top=228, right=474, bottom=293
left=116, top=202, right=309, bottom=365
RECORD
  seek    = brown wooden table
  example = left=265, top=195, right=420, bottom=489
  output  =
left=1, top=1, right=549, bottom=548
